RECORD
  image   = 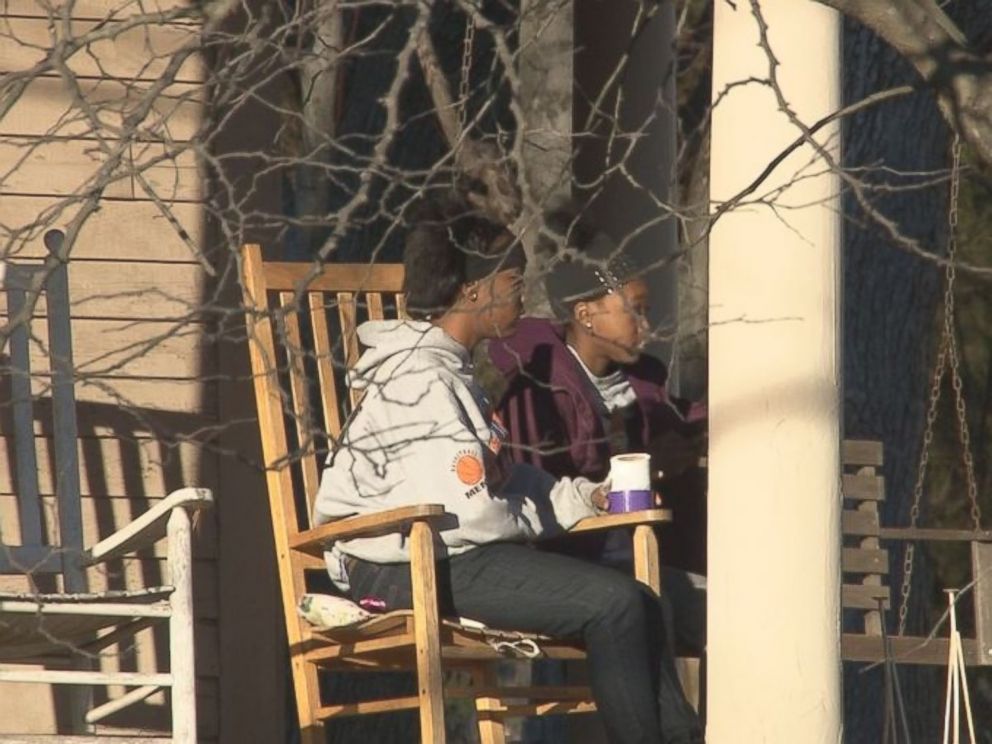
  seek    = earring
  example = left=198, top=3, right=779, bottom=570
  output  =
left=470, top=292, right=478, bottom=302
left=584, top=320, right=593, bottom=330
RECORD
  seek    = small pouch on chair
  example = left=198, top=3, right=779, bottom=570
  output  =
left=297, top=593, right=373, bottom=630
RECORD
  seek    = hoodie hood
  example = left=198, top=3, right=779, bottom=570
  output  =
left=349, top=320, right=471, bottom=390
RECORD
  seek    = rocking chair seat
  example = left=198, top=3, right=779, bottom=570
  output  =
left=309, top=608, right=572, bottom=653
left=0, top=587, right=174, bottom=660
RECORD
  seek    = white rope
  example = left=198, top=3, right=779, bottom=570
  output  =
left=489, top=638, right=542, bottom=659
left=941, top=590, right=976, bottom=744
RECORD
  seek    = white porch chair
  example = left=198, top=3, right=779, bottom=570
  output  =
left=0, top=230, right=213, bottom=742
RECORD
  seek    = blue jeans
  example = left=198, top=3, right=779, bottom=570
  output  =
left=345, top=542, right=703, bottom=744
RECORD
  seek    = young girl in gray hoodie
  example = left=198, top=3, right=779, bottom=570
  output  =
left=313, top=192, right=702, bottom=744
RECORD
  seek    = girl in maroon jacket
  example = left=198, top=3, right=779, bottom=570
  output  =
left=490, top=208, right=709, bottom=743
left=489, top=208, right=708, bottom=576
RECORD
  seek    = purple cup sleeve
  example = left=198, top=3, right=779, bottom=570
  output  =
left=607, top=489, right=653, bottom=513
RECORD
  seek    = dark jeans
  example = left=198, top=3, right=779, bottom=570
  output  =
left=346, top=543, right=702, bottom=744
left=525, top=532, right=707, bottom=744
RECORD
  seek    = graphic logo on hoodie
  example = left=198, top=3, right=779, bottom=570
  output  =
left=453, top=450, right=484, bottom=487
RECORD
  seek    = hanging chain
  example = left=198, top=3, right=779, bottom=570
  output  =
left=458, top=12, right=476, bottom=136
left=944, top=139, right=982, bottom=532
left=897, top=136, right=981, bottom=635
left=898, top=332, right=948, bottom=634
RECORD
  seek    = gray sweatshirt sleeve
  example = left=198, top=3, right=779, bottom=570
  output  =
left=493, top=463, right=601, bottom=536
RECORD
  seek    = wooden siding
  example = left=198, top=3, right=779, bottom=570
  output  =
left=0, top=0, right=218, bottom=737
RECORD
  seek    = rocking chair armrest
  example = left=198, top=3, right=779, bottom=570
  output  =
left=81, top=488, right=214, bottom=566
left=570, top=508, right=672, bottom=534
left=570, top=509, right=671, bottom=594
left=290, top=504, right=449, bottom=557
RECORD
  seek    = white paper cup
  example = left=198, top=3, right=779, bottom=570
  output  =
left=607, top=453, right=653, bottom=513
left=609, top=453, right=652, bottom=491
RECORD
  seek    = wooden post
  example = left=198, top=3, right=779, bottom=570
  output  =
left=632, top=524, right=661, bottom=594
left=708, top=2, right=842, bottom=741
left=971, top=542, right=992, bottom=663
left=473, top=663, right=507, bottom=744
left=168, top=507, right=198, bottom=744
left=241, top=244, right=325, bottom=743
left=409, top=521, right=446, bottom=743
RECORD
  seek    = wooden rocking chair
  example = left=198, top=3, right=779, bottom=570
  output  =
left=240, top=244, right=681, bottom=743
left=0, top=231, right=213, bottom=741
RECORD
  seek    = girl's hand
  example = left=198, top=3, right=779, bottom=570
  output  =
left=592, top=482, right=611, bottom=512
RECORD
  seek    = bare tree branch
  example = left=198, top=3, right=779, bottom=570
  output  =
left=816, top=0, right=992, bottom=168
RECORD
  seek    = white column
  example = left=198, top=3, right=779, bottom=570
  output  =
left=708, top=3, right=842, bottom=743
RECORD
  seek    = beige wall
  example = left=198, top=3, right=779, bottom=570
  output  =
left=708, top=2, right=842, bottom=742
left=0, top=1, right=219, bottom=739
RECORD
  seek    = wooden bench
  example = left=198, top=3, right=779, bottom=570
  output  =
left=841, top=439, right=992, bottom=665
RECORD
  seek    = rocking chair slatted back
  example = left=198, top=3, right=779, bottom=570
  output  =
left=2, top=242, right=86, bottom=592
left=241, top=245, right=419, bottom=739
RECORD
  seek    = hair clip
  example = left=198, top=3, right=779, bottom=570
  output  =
left=592, top=267, right=618, bottom=294
left=593, top=255, right=638, bottom=293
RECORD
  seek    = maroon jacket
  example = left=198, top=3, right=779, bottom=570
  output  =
left=489, top=318, right=703, bottom=482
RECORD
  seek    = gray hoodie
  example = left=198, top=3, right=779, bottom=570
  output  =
left=313, top=320, right=602, bottom=591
